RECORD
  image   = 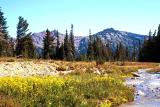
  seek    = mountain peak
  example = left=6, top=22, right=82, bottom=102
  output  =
left=108, top=28, right=115, bottom=31
left=101, top=28, right=117, bottom=33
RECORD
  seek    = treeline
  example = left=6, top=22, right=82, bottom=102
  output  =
left=0, top=7, right=76, bottom=61
left=42, top=25, right=75, bottom=61
left=138, top=25, right=160, bottom=62
left=42, top=28, right=138, bottom=62
left=0, top=7, right=140, bottom=62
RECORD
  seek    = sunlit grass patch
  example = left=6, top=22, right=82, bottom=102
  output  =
left=0, top=75, right=134, bottom=107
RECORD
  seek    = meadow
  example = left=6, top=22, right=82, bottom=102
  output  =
left=0, top=58, right=158, bottom=107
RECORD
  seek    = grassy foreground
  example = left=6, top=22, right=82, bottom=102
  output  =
left=0, top=75, right=133, bottom=107
left=0, top=58, right=158, bottom=107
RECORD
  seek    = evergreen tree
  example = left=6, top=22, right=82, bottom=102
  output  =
left=67, top=38, right=73, bottom=61
left=155, top=24, right=160, bottom=60
left=43, top=29, right=52, bottom=59
left=94, top=36, right=103, bottom=60
left=0, top=7, right=8, bottom=39
left=153, top=30, right=157, bottom=37
left=157, top=25, right=160, bottom=36
left=16, top=16, right=29, bottom=56
left=114, top=44, right=119, bottom=61
left=21, top=33, right=35, bottom=58
left=59, top=43, right=65, bottom=60
left=148, top=30, right=152, bottom=41
left=70, top=24, right=75, bottom=59
left=56, top=30, right=60, bottom=59
left=93, top=36, right=108, bottom=65
left=114, top=43, right=126, bottom=61
left=63, top=30, right=73, bottom=61
left=9, top=37, right=15, bottom=57
left=132, top=44, right=137, bottom=61
left=125, top=47, right=130, bottom=61
left=16, top=38, right=23, bottom=56
left=17, top=16, right=29, bottom=39
left=64, top=30, right=69, bottom=57
left=104, top=41, right=114, bottom=61
left=0, top=7, right=10, bottom=57
left=0, top=38, right=9, bottom=57
left=16, top=16, right=35, bottom=58
left=120, top=43, right=126, bottom=61
left=101, top=42, right=109, bottom=61
left=87, top=29, right=94, bottom=61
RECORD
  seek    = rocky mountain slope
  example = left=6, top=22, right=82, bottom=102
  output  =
left=31, top=28, right=147, bottom=56
left=95, top=28, right=147, bottom=50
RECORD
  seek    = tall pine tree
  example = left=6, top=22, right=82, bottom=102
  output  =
left=56, top=30, right=60, bottom=59
left=17, top=16, right=29, bottom=39
left=16, top=16, right=29, bottom=56
left=0, top=7, right=10, bottom=57
left=21, top=33, right=35, bottom=58
left=59, top=43, right=65, bottom=60
left=64, top=30, right=69, bottom=58
left=9, top=37, right=15, bottom=57
left=87, top=29, right=94, bottom=61
left=94, top=36, right=103, bottom=60
left=16, top=16, right=35, bottom=58
left=0, top=7, right=8, bottom=39
left=114, top=43, right=126, bottom=61
left=63, top=29, right=73, bottom=61
left=148, top=30, right=152, bottom=41
left=70, top=24, right=75, bottom=59
left=43, top=29, right=52, bottom=59
left=155, top=24, right=160, bottom=60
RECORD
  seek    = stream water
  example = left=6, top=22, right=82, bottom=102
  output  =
left=119, top=69, right=160, bottom=107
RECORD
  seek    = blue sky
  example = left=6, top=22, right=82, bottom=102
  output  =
left=1, top=0, right=160, bottom=37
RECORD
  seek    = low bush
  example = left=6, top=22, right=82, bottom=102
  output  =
left=56, top=65, right=69, bottom=71
left=6, top=58, right=15, bottom=62
left=96, top=59, right=105, bottom=66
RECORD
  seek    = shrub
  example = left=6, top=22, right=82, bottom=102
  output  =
left=56, top=65, right=69, bottom=71
left=96, top=59, right=105, bottom=66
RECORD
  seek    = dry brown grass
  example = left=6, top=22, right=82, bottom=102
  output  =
left=148, top=66, right=160, bottom=73
left=53, top=61, right=159, bottom=77
left=0, top=57, right=158, bottom=75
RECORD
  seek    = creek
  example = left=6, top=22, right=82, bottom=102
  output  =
left=119, top=69, right=160, bottom=107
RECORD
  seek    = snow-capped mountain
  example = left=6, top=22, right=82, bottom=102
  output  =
left=31, top=28, right=147, bottom=56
